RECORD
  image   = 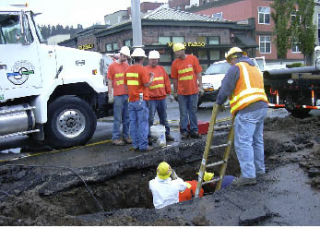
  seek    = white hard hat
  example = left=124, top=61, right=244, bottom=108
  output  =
left=120, top=46, right=130, bottom=57
left=131, top=48, right=147, bottom=58
left=148, top=50, right=160, bottom=59
left=315, top=46, right=320, bottom=52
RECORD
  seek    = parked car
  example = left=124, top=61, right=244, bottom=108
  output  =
left=199, top=58, right=263, bottom=106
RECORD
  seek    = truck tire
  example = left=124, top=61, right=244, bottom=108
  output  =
left=45, top=96, right=97, bottom=149
left=287, top=108, right=311, bottom=118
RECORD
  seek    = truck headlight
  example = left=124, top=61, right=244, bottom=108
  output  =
left=287, top=79, right=294, bottom=84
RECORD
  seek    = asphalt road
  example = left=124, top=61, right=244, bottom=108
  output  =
left=0, top=98, right=293, bottom=162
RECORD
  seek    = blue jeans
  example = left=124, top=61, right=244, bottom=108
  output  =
left=178, top=94, right=198, bottom=133
left=147, top=99, right=170, bottom=136
left=128, top=100, right=149, bottom=150
left=234, top=108, right=268, bottom=178
left=112, top=95, right=129, bottom=141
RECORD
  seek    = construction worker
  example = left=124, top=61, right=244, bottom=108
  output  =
left=124, top=48, right=153, bottom=152
left=149, top=161, right=187, bottom=209
left=145, top=50, right=174, bottom=142
left=216, top=47, right=268, bottom=186
left=178, top=172, right=234, bottom=202
left=107, top=46, right=131, bottom=146
left=171, top=43, right=204, bottom=139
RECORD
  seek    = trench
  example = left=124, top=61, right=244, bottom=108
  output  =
left=41, top=149, right=241, bottom=217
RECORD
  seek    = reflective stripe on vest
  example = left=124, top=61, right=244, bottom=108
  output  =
left=116, top=80, right=124, bottom=86
left=127, top=80, right=139, bottom=86
left=126, top=72, right=139, bottom=86
left=115, top=73, right=124, bottom=78
left=153, top=76, right=164, bottom=81
left=230, top=62, right=267, bottom=115
left=178, top=67, right=193, bottom=74
left=150, top=83, right=165, bottom=90
left=179, top=75, right=193, bottom=81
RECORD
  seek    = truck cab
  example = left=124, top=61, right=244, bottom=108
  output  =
left=0, top=6, right=111, bottom=148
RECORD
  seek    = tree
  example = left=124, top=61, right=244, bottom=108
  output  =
left=293, top=0, right=316, bottom=65
left=271, top=0, right=295, bottom=59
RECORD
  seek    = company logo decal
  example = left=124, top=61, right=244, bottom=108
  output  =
left=6, top=60, right=35, bottom=85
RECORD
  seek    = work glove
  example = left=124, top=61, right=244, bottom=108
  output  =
left=218, top=104, right=226, bottom=112
left=173, top=92, right=178, bottom=102
left=199, top=87, right=204, bottom=96
left=108, top=88, right=114, bottom=104
left=171, top=169, right=178, bottom=180
left=168, top=94, right=175, bottom=102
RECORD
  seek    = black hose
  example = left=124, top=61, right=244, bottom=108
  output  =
left=3, top=164, right=105, bottom=213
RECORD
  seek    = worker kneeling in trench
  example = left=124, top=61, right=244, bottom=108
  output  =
left=149, top=162, right=234, bottom=209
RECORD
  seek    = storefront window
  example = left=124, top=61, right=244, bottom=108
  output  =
left=159, top=36, right=170, bottom=44
left=198, top=49, right=208, bottom=60
left=113, top=42, right=119, bottom=50
left=106, top=43, right=112, bottom=52
left=208, top=37, right=219, bottom=45
left=160, top=52, right=172, bottom=62
left=209, top=50, right=220, bottom=60
left=124, top=39, right=132, bottom=47
left=172, top=36, right=184, bottom=43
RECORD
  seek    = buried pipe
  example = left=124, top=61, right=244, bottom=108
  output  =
left=3, top=164, right=105, bottom=213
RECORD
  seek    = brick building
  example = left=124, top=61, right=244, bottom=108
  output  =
left=60, top=6, right=257, bottom=73
left=187, top=0, right=306, bottom=63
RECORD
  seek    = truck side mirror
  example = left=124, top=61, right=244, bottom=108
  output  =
left=19, top=10, right=31, bottom=45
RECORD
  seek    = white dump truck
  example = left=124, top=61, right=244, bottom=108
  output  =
left=0, top=6, right=112, bottom=148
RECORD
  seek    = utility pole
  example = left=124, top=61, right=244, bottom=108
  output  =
left=131, top=0, right=143, bottom=48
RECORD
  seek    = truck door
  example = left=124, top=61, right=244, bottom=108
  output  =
left=0, top=12, right=42, bottom=102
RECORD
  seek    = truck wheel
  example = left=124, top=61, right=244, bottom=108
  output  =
left=287, top=108, right=311, bottom=118
left=45, top=96, right=97, bottom=149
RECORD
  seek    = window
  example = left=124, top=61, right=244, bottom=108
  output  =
left=172, top=36, right=184, bottom=43
left=259, top=35, right=271, bottom=54
left=258, top=6, right=270, bottom=24
left=197, top=49, right=207, bottom=60
left=113, top=42, right=119, bottom=51
left=124, top=39, right=132, bottom=47
left=292, top=42, right=300, bottom=53
left=159, top=52, right=172, bottom=62
left=106, top=43, right=112, bottom=52
left=209, top=50, right=220, bottom=60
left=207, top=36, right=219, bottom=45
left=0, top=14, right=25, bottom=44
left=158, top=36, right=170, bottom=44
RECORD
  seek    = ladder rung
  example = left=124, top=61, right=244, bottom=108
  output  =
left=216, top=117, right=232, bottom=123
left=206, top=160, right=225, bottom=168
left=210, top=143, right=230, bottom=150
left=214, top=125, right=232, bottom=131
left=202, top=177, right=221, bottom=185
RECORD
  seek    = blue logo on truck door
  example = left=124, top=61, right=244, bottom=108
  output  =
left=7, top=60, right=35, bottom=85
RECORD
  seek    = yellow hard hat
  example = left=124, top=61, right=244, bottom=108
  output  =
left=197, top=171, right=214, bottom=182
left=225, top=47, right=245, bottom=63
left=203, top=171, right=214, bottom=182
left=173, top=43, right=186, bottom=52
left=157, top=161, right=172, bottom=180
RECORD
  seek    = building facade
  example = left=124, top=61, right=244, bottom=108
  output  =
left=60, top=6, right=257, bottom=73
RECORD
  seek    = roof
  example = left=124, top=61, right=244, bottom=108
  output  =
left=235, top=34, right=258, bottom=48
left=143, top=5, right=227, bottom=22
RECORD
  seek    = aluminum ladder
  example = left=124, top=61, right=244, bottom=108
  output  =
left=195, top=103, right=235, bottom=197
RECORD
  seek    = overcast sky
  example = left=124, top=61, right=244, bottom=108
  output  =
left=1, top=0, right=168, bottom=27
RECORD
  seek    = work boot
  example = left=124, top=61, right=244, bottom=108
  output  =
left=190, top=131, right=201, bottom=139
left=181, top=132, right=189, bottom=140
left=129, top=147, right=139, bottom=152
left=112, top=139, right=125, bottom=146
left=232, top=176, right=257, bottom=186
left=140, top=146, right=153, bottom=152
left=166, top=134, right=174, bottom=142
left=123, top=138, right=132, bottom=144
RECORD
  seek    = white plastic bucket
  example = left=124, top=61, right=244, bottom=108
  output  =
left=150, top=125, right=166, bottom=147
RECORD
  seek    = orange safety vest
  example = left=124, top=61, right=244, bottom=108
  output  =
left=229, top=62, right=268, bottom=115
left=179, top=180, right=204, bottom=202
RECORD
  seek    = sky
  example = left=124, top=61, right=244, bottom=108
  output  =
left=1, top=0, right=168, bottom=27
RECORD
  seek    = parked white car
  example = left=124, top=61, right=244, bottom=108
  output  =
left=199, top=58, right=263, bottom=105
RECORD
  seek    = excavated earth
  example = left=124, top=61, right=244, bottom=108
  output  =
left=0, top=115, right=320, bottom=226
